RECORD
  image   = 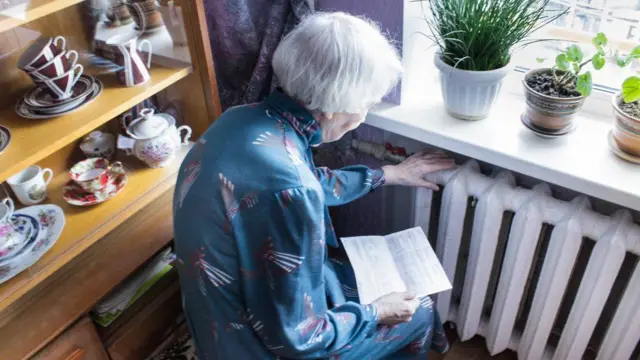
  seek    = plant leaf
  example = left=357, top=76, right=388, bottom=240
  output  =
left=622, top=76, right=640, bottom=103
left=566, top=44, right=584, bottom=62
left=592, top=32, right=608, bottom=47
left=630, top=45, right=640, bottom=57
left=592, top=53, right=605, bottom=70
left=576, top=72, right=592, bottom=97
left=615, top=52, right=628, bottom=67
left=536, top=57, right=546, bottom=63
left=555, top=53, right=570, bottom=71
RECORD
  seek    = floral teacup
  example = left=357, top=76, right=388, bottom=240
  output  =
left=70, top=158, right=123, bottom=193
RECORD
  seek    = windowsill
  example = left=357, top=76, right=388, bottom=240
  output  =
left=366, top=91, right=640, bottom=212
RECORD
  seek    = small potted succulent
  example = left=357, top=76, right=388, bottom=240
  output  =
left=423, top=0, right=563, bottom=120
left=522, top=33, right=609, bottom=134
left=612, top=51, right=640, bottom=159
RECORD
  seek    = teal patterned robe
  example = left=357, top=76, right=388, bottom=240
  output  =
left=173, top=90, right=449, bottom=359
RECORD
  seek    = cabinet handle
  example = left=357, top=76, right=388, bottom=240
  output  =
left=61, top=348, right=85, bottom=360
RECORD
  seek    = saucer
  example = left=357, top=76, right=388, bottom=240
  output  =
left=63, top=167, right=127, bottom=206
left=24, top=75, right=94, bottom=108
left=0, top=214, right=39, bottom=261
left=520, top=114, right=576, bottom=138
left=0, top=125, right=10, bottom=155
left=16, top=78, right=103, bottom=119
left=608, top=130, right=640, bottom=164
left=0, top=205, right=65, bottom=285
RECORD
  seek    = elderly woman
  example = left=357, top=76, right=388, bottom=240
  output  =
left=174, top=12, right=454, bottom=359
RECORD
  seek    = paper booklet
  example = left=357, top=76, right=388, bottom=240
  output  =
left=341, top=227, right=452, bottom=304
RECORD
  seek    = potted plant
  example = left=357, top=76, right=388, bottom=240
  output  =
left=522, top=33, right=612, bottom=135
left=611, top=51, right=640, bottom=160
left=424, top=0, right=562, bottom=120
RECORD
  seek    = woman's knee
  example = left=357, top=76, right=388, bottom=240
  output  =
left=409, top=299, right=435, bottom=334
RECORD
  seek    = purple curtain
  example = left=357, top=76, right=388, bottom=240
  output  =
left=203, top=0, right=313, bottom=110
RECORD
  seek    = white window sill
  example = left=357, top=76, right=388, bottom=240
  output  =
left=366, top=91, right=640, bottom=212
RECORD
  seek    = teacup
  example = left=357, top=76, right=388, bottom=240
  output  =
left=28, top=50, right=79, bottom=81
left=7, top=166, right=54, bottom=206
left=126, top=0, right=164, bottom=33
left=107, top=2, right=133, bottom=26
left=70, top=158, right=123, bottom=193
left=33, top=64, right=83, bottom=100
left=18, top=36, right=67, bottom=71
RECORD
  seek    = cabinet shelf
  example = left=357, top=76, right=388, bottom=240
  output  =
left=0, top=65, right=190, bottom=183
left=0, top=144, right=191, bottom=312
left=0, top=0, right=84, bottom=33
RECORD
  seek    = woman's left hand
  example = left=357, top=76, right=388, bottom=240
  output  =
left=382, top=150, right=456, bottom=191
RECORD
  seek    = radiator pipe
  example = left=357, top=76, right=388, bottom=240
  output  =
left=350, top=139, right=408, bottom=164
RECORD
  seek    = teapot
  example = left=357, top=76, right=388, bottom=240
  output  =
left=118, top=108, right=191, bottom=168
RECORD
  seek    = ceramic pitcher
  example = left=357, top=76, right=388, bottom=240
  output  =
left=106, top=34, right=152, bottom=87
left=118, top=108, right=191, bottom=168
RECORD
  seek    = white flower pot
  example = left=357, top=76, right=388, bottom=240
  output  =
left=434, top=54, right=510, bottom=120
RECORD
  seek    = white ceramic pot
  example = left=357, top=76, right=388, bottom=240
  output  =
left=118, top=108, right=191, bottom=168
left=434, top=54, right=510, bottom=120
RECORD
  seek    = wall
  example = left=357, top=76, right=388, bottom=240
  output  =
left=315, top=0, right=404, bottom=104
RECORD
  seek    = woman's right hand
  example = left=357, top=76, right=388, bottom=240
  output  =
left=371, top=291, right=420, bottom=325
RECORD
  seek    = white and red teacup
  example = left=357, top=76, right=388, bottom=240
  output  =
left=28, top=50, right=79, bottom=81
left=70, top=158, right=123, bottom=193
left=33, top=64, right=84, bottom=100
left=17, top=36, right=67, bottom=71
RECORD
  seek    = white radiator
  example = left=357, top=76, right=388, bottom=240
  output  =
left=412, top=161, right=640, bottom=360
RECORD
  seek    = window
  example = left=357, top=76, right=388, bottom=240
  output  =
left=512, top=0, right=640, bottom=93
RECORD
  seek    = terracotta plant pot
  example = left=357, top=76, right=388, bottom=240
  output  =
left=434, top=54, right=510, bottom=121
left=611, top=93, right=640, bottom=157
left=522, top=68, right=586, bottom=132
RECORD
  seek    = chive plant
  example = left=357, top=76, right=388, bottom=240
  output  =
left=421, top=0, right=565, bottom=71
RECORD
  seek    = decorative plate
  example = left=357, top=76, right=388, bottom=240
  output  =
left=15, top=78, right=103, bottom=119
left=23, top=75, right=94, bottom=108
left=608, top=130, right=640, bottom=165
left=520, top=114, right=575, bottom=138
left=0, top=206, right=65, bottom=285
left=0, top=214, right=39, bottom=261
left=63, top=166, right=127, bottom=206
left=0, top=125, right=10, bottom=155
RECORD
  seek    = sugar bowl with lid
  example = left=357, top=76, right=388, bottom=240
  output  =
left=80, top=131, right=116, bottom=160
left=118, top=108, right=191, bottom=168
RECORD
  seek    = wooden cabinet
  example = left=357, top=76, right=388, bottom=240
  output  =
left=32, top=317, right=109, bottom=360
left=0, top=0, right=220, bottom=358
left=105, top=278, right=182, bottom=360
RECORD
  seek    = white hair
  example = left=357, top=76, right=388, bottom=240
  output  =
left=272, top=12, right=403, bottom=114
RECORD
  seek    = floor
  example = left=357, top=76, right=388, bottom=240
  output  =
left=428, top=324, right=518, bottom=360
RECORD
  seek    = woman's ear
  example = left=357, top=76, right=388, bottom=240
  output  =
left=312, top=111, right=334, bottom=124
left=321, top=112, right=335, bottom=121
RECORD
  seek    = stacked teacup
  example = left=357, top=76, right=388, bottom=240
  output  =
left=16, top=36, right=101, bottom=119
left=18, top=36, right=82, bottom=101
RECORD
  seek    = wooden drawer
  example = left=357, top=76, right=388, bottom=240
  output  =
left=31, top=317, right=109, bottom=360
left=106, top=279, right=183, bottom=360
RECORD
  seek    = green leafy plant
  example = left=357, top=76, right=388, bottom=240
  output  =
left=622, top=76, right=640, bottom=103
left=617, top=46, right=640, bottom=103
left=420, top=0, right=565, bottom=71
left=551, top=32, right=610, bottom=97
